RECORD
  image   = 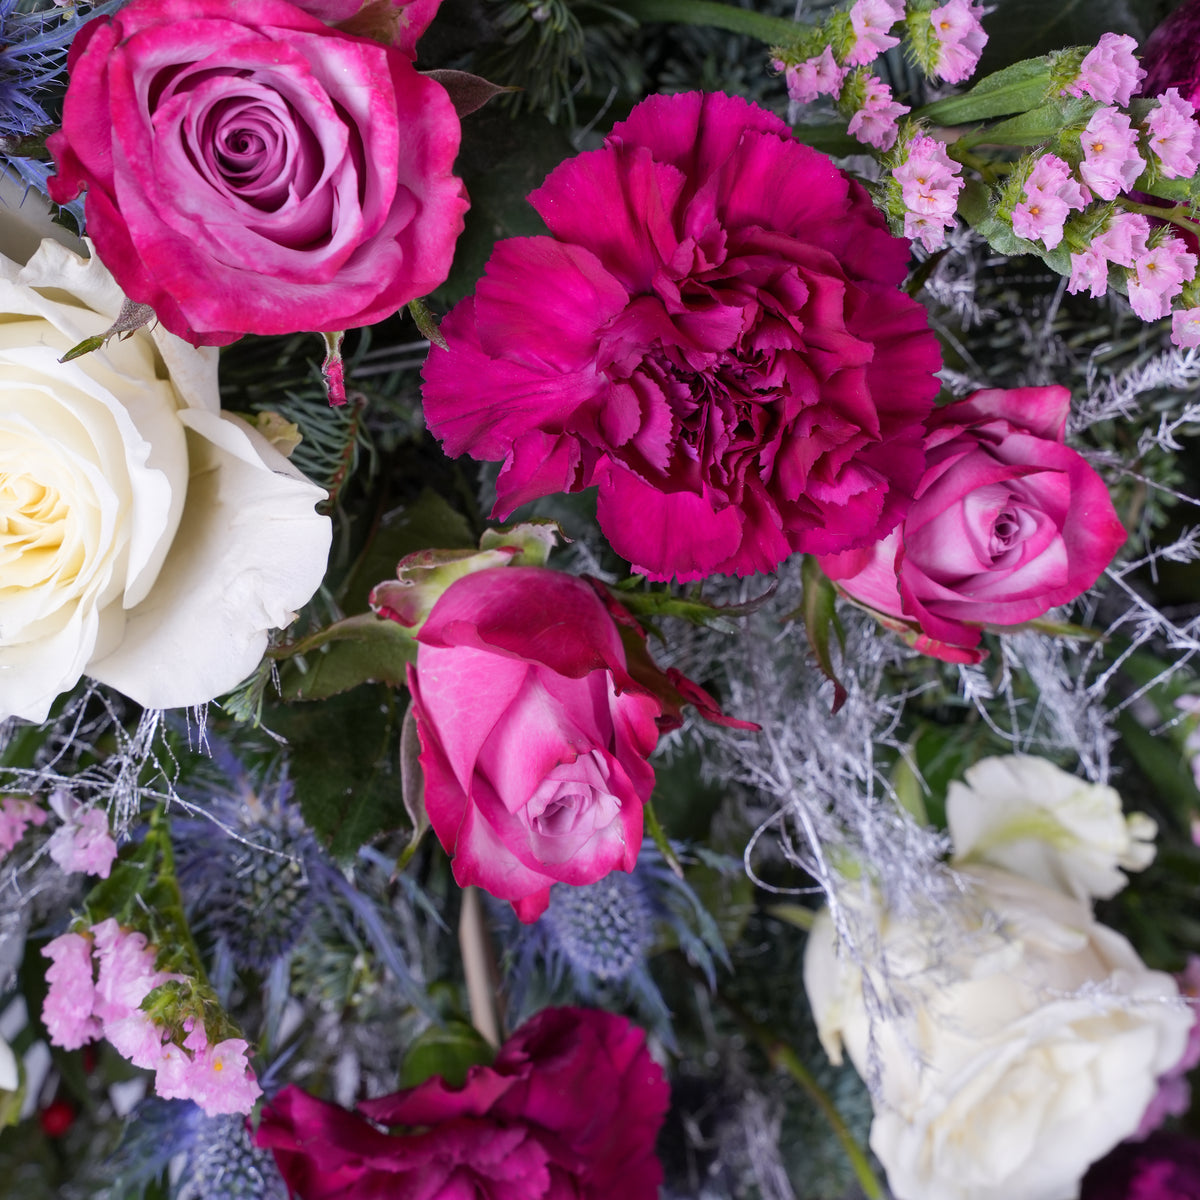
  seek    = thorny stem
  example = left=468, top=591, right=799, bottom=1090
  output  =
left=702, top=971, right=885, bottom=1200
left=1115, top=196, right=1200, bottom=238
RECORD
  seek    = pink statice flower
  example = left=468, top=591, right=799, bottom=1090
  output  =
left=1068, top=248, right=1110, bottom=297
left=1094, top=211, right=1152, bottom=267
left=845, top=0, right=904, bottom=67
left=45, top=790, right=117, bottom=878
left=784, top=45, right=847, bottom=103
left=185, top=1037, right=264, bottom=1117
left=928, top=0, right=988, bottom=85
left=892, top=133, right=963, bottom=250
left=1080, top=107, right=1146, bottom=200
left=41, top=932, right=101, bottom=1050
left=848, top=75, right=911, bottom=149
left=1011, top=153, right=1089, bottom=248
left=1145, top=88, right=1200, bottom=178
left=1128, top=235, right=1197, bottom=320
left=1064, top=32, right=1147, bottom=106
left=1173, top=307, right=1200, bottom=347
left=0, top=797, right=46, bottom=856
left=91, top=919, right=176, bottom=1049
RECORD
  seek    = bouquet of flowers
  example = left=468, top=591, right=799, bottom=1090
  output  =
left=6, top=0, right=1200, bottom=1196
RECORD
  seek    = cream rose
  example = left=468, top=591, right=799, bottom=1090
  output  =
left=0, top=180, right=331, bottom=722
left=947, top=755, right=1158, bottom=901
left=804, top=867, right=1192, bottom=1200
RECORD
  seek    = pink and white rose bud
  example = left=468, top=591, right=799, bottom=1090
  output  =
left=819, top=386, right=1127, bottom=662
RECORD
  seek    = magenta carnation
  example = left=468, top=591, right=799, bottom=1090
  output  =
left=257, top=1007, right=670, bottom=1200
left=422, top=92, right=942, bottom=582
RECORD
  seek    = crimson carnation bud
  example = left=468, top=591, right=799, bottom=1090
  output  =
left=422, top=90, right=942, bottom=583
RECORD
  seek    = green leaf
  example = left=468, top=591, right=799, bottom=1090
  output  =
left=396, top=703, right=431, bottom=872
left=340, top=488, right=477, bottom=616
left=974, top=96, right=1095, bottom=146
left=915, top=56, right=1054, bottom=124
left=398, top=1020, right=496, bottom=1090
left=268, top=685, right=406, bottom=858
left=799, top=556, right=847, bottom=714
left=889, top=751, right=930, bottom=826
left=277, top=613, right=417, bottom=701
left=407, top=297, right=447, bottom=351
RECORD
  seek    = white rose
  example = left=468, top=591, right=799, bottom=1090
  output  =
left=947, top=755, right=1157, bottom=901
left=0, top=1033, right=15, bottom=1094
left=0, top=179, right=331, bottom=721
left=804, top=867, right=1192, bottom=1200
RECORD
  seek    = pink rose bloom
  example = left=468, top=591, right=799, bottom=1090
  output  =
left=1080, top=108, right=1146, bottom=201
left=1146, top=88, right=1200, bottom=178
left=785, top=46, right=847, bottom=104
left=1173, top=307, right=1200, bottom=347
left=0, top=797, right=46, bottom=856
left=819, top=386, right=1127, bottom=662
left=1011, top=154, right=1089, bottom=249
left=846, top=0, right=904, bottom=67
left=1066, top=32, right=1147, bottom=107
left=1128, top=236, right=1197, bottom=320
left=45, top=791, right=117, bottom=878
left=847, top=75, right=911, bottom=150
left=257, top=1007, right=670, bottom=1200
left=408, top=568, right=666, bottom=922
left=41, top=932, right=101, bottom=1050
left=46, top=0, right=467, bottom=346
left=422, top=92, right=941, bottom=582
left=1094, top=211, right=1152, bottom=267
left=928, top=0, right=988, bottom=85
left=1069, top=248, right=1110, bottom=298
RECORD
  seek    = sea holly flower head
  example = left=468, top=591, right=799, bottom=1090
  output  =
left=45, top=790, right=117, bottom=879
left=1011, top=153, right=1089, bottom=248
left=1064, top=32, right=1146, bottom=106
left=845, top=0, right=904, bottom=67
left=927, top=0, right=988, bottom=85
left=1145, top=88, right=1200, bottom=179
left=847, top=73, right=910, bottom=150
left=1128, top=234, right=1197, bottom=321
left=0, top=797, right=45, bottom=856
left=784, top=45, right=847, bottom=104
left=1079, top=106, right=1146, bottom=200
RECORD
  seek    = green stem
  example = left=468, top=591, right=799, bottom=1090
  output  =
left=1114, top=196, right=1200, bottom=238
left=709, top=978, right=884, bottom=1200
left=605, top=0, right=804, bottom=44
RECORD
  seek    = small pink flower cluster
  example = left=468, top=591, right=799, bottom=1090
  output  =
left=1146, top=88, right=1200, bottom=179
left=1080, top=107, right=1145, bottom=200
left=892, top=133, right=964, bottom=249
left=0, top=797, right=46, bottom=856
left=845, top=0, right=904, bottom=66
left=848, top=75, right=911, bottom=150
left=1064, top=33, right=1146, bottom=106
left=45, top=791, right=117, bottom=879
left=927, top=0, right=988, bottom=85
left=1012, top=154, right=1089, bottom=248
left=1068, top=212, right=1198, bottom=333
left=41, top=922, right=262, bottom=1115
left=780, top=45, right=847, bottom=104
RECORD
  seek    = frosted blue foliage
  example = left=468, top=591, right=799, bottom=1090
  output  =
left=176, top=1114, right=288, bottom=1200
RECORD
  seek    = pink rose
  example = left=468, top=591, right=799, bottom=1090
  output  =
left=820, top=387, right=1126, bottom=661
left=421, top=91, right=941, bottom=583
left=257, top=1007, right=670, bottom=1200
left=47, top=0, right=467, bottom=346
left=409, top=567, right=667, bottom=922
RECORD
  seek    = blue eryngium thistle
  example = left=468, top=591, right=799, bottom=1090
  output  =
left=173, top=749, right=429, bottom=1014
left=498, top=846, right=729, bottom=1048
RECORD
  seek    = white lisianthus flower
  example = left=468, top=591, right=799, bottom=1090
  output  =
left=0, top=178, right=331, bottom=722
left=946, top=754, right=1157, bottom=901
left=804, top=867, right=1192, bottom=1200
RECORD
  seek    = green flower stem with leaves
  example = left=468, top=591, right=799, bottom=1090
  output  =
left=603, top=0, right=804, bottom=45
